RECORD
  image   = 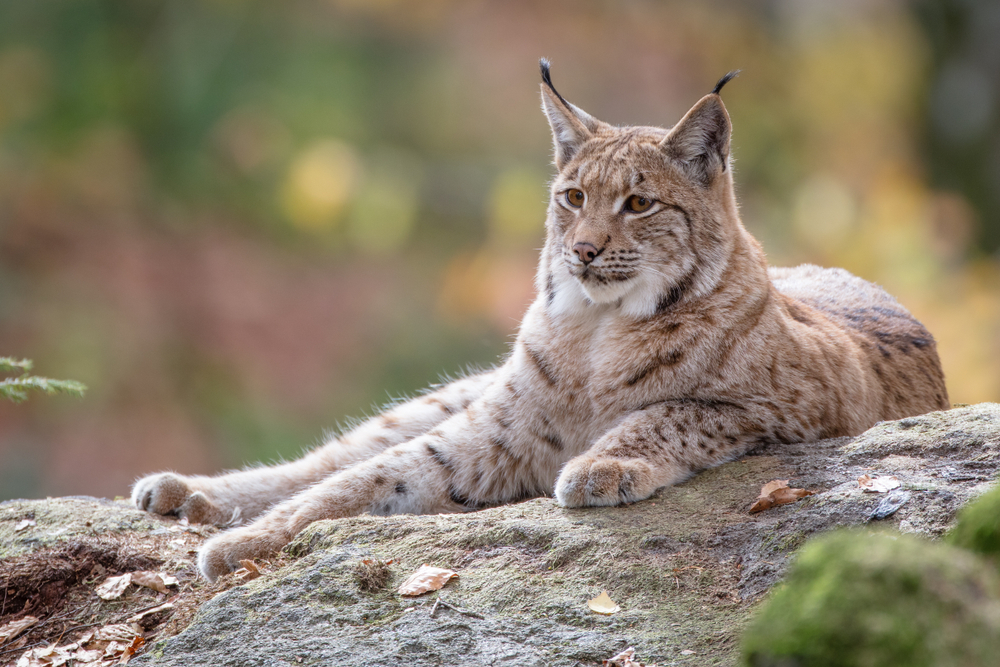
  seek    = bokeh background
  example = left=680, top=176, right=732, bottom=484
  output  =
left=1, top=0, right=998, bottom=502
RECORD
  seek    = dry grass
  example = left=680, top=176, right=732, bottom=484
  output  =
left=353, top=558, right=393, bottom=592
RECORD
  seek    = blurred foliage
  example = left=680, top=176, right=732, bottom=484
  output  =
left=0, top=0, right=998, bottom=500
left=0, top=357, right=86, bottom=403
left=948, top=484, right=1000, bottom=560
left=912, top=0, right=1000, bottom=254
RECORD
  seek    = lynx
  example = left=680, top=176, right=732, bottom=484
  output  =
left=133, top=62, right=949, bottom=581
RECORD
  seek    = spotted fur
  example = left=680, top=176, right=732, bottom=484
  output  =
left=132, top=62, right=948, bottom=580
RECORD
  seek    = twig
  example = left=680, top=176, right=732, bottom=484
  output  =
left=429, top=597, right=441, bottom=618
left=432, top=596, right=484, bottom=620
left=0, top=608, right=84, bottom=653
left=0, top=640, right=47, bottom=658
left=113, top=597, right=178, bottom=624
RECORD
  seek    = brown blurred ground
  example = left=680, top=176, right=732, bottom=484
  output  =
left=1, top=0, right=998, bottom=501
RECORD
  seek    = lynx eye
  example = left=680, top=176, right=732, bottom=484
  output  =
left=625, top=195, right=654, bottom=213
left=565, top=189, right=585, bottom=208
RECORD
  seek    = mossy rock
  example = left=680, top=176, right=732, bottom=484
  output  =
left=948, top=485, right=1000, bottom=560
left=741, top=530, right=1000, bottom=667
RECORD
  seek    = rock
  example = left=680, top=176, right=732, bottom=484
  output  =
left=741, top=531, right=1000, bottom=667
left=1, top=404, right=998, bottom=666
left=0, top=495, right=167, bottom=559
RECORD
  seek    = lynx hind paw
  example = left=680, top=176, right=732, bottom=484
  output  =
left=132, top=473, right=221, bottom=525
left=555, top=456, right=659, bottom=508
left=197, top=525, right=290, bottom=582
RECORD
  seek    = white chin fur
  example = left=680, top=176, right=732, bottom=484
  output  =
left=549, top=268, right=663, bottom=321
left=577, top=279, right=632, bottom=306
left=582, top=271, right=662, bottom=320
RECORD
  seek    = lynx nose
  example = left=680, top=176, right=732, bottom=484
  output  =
left=573, top=242, right=601, bottom=264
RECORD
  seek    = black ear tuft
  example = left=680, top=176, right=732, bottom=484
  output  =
left=540, top=58, right=552, bottom=86
left=539, top=58, right=572, bottom=109
left=711, top=70, right=741, bottom=96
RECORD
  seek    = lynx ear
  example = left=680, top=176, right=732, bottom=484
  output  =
left=539, top=59, right=603, bottom=169
left=662, top=72, right=738, bottom=187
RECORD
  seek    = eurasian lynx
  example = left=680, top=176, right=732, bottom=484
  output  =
left=133, top=62, right=948, bottom=580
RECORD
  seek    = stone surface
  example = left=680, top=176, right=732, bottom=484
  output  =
left=2, top=404, right=999, bottom=666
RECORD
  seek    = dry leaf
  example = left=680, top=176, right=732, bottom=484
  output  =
left=93, top=624, right=142, bottom=643
left=104, top=641, right=131, bottom=660
left=587, top=590, right=621, bottom=615
left=239, top=559, right=260, bottom=574
left=72, top=648, right=103, bottom=663
left=758, top=479, right=789, bottom=496
left=0, top=616, right=38, bottom=644
left=858, top=474, right=901, bottom=493
left=127, top=602, right=175, bottom=624
left=118, top=635, right=144, bottom=664
left=16, top=645, right=71, bottom=667
left=96, top=574, right=132, bottom=600
left=97, top=571, right=177, bottom=599
left=233, top=559, right=262, bottom=582
left=130, top=572, right=167, bottom=594
left=680, top=649, right=696, bottom=655
left=13, top=519, right=36, bottom=532
left=603, top=646, right=656, bottom=667
left=129, top=571, right=178, bottom=594
left=749, top=480, right=814, bottom=513
left=397, top=564, right=458, bottom=596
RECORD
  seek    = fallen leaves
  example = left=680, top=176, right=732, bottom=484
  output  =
left=603, top=646, right=656, bottom=666
left=16, top=623, right=144, bottom=666
left=0, top=616, right=38, bottom=644
left=96, top=572, right=178, bottom=600
left=397, top=565, right=458, bottom=596
left=14, top=519, right=36, bottom=532
left=95, top=575, right=132, bottom=601
left=749, top=480, right=814, bottom=513
left=858, top=474, right=901, bottom=493
left=587, top=590, right=621, bottom=615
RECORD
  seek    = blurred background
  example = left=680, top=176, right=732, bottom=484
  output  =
left=0, top=0, right=998, bottom=502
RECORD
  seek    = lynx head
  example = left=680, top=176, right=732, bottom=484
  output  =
left=538, top=60, right=743, bottom=320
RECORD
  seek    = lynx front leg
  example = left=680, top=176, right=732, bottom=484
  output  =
left=555, top=399, right=778, bottom=507
left=195, top=380, right=559, bottom=580
left=195, top=436, right=467, bottom=580
left=132, top=370, right=496, bottom=525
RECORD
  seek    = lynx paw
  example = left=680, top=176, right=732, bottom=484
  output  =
left=555, top=456, right=658, bottom=508
left=132, top=473, right=224, bottom=525
left=197, top=524, right=291, bottom=581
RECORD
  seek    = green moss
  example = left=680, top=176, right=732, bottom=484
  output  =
left=741, top=530, right=1000, bottom=667
left=947, top=485, right=1000, bottom=559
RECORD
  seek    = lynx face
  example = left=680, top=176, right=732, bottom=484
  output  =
left=540, top=70, right=739, bottom=319
left=548, top=141, right=700, bottom=313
